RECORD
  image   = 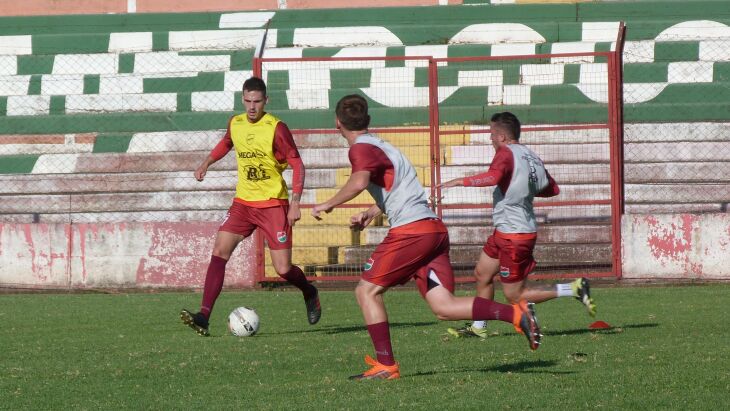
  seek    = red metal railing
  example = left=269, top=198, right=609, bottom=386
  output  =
left=252, top=32, right=627, bottom=283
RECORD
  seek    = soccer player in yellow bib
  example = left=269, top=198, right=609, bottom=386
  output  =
left=180, top=77, right=321, bottom=336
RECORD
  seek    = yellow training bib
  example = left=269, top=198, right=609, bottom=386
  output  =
left=230, top=113, right=289, bottom=201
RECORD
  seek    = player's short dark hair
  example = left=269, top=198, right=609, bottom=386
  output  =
left=490, top=112, right=521, bottom=141
left=335, top=94, right=371, bottom=131
left=243, top=76, right=267, bottom=96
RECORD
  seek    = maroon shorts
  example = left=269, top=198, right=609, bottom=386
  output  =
left=362, top=219, right=454, bottom=297
left=219, top=201, right=291, bottom=250
left=483, top=230, right=537, bottom=283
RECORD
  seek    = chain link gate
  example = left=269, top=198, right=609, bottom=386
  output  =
left=254, top=56, right=436, bottom=281
left=254, top=43, right=625, bottom=283
left=1, top=29, right=627, bottom=285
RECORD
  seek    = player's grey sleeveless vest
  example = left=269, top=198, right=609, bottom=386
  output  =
left=355, top=134, right=436, bottom=227
left=493, top=144, right=550, bottom=233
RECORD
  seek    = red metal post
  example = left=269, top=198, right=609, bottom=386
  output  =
left=252, top=53, right=620, bottom=284
left=612, top=22, right=626, bottom=280
left=607, top=23, right=627, bottom=280
left=252, top=57, right=262, bottom=78
left=615, top=22, right=626, bottom=217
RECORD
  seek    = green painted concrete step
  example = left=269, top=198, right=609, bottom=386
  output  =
left=2, top=98, right=729, bottom=136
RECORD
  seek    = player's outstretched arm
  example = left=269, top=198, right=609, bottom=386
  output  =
left=194, top=155, right=217, bottom=181
left=437, top=177, right=466, bottom=189
left=288, top=193, right=302, bottom=226
left=350, top=204, right=382, bottom=231
left=196, top=122, right=234, bottom=181
left=312, top=170, right=371, bottom=220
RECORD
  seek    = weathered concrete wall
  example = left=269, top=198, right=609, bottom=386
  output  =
left=0, top=222, right=257, bottom=288
left=622, top=214, right=730, bottom=280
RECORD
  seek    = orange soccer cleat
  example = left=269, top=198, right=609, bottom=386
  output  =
left=512, top=300, right=542, bottom=350
left=348, top=355, right=400, bottom=380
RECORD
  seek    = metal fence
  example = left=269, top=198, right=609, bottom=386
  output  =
left=15, top=21, right=730, bottom=283
left=621, top=31, right=730, bottom=215
left=253, top=46, right=624, bottom=282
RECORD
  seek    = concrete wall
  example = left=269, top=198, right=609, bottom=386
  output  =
left=0, top=222, right=257, bottom=288
left=622, top=214, right=730, bottom=280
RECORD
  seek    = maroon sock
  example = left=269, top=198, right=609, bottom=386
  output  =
left=472, top=297, right=515, bottom=323
left=279, top=265, right=315, bottom=299
left=199, top=255, right=228, bottom=319
left=367, top=322, right=395, bottom=366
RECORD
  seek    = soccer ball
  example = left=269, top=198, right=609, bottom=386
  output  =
left=228, top=307, right=260, bottom=337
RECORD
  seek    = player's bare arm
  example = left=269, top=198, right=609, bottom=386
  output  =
left=288, top=193, right=302, bottom=226
left=437, top=177, right=466, bottom=189
left=194, top=155, right=218, bottom=181
left=197, top=117, right=234, bottom=182
left=312, top=170, right=371, bottom=219
left=350, top=204, right=382, bottom=231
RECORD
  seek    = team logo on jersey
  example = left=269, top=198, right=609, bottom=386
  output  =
left=245, top=164, right=271, bottom=181
left=277, top=231, right=287, bottom=243
left=363, top=257, right=375, bottom=271
left=499, top=266, right=511, bottom=277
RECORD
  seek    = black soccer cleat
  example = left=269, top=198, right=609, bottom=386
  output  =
left=514, top=301, right=541, bottom=350
left=304, top=287, right=321, bottom=325
left=180, top=309, right=210, bottom=336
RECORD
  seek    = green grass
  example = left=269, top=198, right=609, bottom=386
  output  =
left=1, top=284, right=728, bottom=409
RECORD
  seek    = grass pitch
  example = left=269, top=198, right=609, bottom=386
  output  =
left=1, top=284, right=728, bottom=409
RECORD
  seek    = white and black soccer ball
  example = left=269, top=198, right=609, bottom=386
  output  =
left=228, top=307, right=260, bottom=337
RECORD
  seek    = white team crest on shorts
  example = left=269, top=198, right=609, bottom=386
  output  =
left=499, top=266, right=510, bottom=277
left=363, top=257, right=375, bottom=271
left=276, top=231, right=287, bottom=243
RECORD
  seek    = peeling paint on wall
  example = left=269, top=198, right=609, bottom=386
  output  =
left=622, top=214, right=730, bottom=279
left=0, top=222, right=257, bottom=288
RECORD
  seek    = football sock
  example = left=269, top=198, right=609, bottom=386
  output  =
left=556, top=283, right=574, bottom=297
left=200, top=255, right=228, bottom=319
left=367, top=322, right=395, bottom=366
left=280, top=265, right=316, bottom=299
left=472, top=320, right=487, bottom=329
left=472, top=297, right=514, bottom=323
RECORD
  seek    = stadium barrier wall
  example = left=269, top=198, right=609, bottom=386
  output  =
left=0, top=222, right=257, bottom=289
left=2, top=4, right=730, bottom=286
left=621, top=214, right=730, bottom=280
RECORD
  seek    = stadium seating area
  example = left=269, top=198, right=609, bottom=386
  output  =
left=2, top=1, right=729, bottom=278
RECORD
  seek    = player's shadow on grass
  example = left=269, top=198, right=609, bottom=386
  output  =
left=543, top=322, right=659, bottom=337
left=272, top=321, right=437, bottom=335
left=411, top=359, right=572, bottom=377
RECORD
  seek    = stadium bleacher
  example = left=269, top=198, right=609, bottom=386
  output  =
left=2, top=1, right=729, bottom=279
